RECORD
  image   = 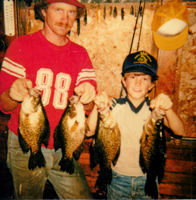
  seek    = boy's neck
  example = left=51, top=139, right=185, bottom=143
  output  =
left=127, top=96, right=146, bottom=108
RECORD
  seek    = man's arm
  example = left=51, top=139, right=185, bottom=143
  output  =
left=0, top=78, right=32, bottom=112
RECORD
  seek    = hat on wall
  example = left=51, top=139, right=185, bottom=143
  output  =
left=122, top=51, right=158, bottom=79
left=46, top=0, right=85, bottom=8
left=152, top=0, right=189, bottom=51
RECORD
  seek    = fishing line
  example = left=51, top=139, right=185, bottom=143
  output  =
left=137, top=0, right=146, bottom=51
left=129, top=0, right=142, bottom=54
left=119, top=0, right=143, bottom=98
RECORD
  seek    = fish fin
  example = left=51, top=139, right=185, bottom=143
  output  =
left=112, top=146, right=120, bottom=166
left=145, top=176, right=158, bottom=199
left=41, top=114, right=50, bottom=148
left=73, top=141, right=85, bottom=160
left=139, top=148, right=147, bottom=174
left=18, top=128, right=29, bottom=153
left=59, top=158, right=75, bottom=174
left=53, top=125, right=62, bottom=151
left=95, top=167, right=112, bottom=193
left=158, top=124, right=166, bottom=183
left=28, top=151, right=46, bottom=170
left=90, top=140, right=100, bottom=169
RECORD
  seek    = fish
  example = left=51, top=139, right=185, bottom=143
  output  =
left=113, top=7, right=117, bottom=18
left=121, top=8, right=125, bottom=20
left=90, top=106, right=121, bottom=193
left=140, top=108, right=167, bottom=199
left=54, top=95, right=86, bottom=174
left=103, top=6, right=106, bottom=20
left=109, top=6, right=113, bottom=16
left=84, top=9, right=87, bottom=25
left=130, top=5, right=134, bottom=15
left=18, top=88, right=50, bottom=170
left=77, top=18, right=80, bottom=36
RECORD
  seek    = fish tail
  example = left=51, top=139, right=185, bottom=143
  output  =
left=28, top=151, right=46, bottom=170
left=96, top=166, right=112, bottom=193
left=59, top=158, right=75, bottom=174
left=145, top=176, right=158, bottom=199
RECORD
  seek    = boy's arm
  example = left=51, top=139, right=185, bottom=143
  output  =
left=164, top=108, right=184, bottom=136
left=150, top=93, right=184, bottom=136
left=86, top=91, right=111, bottom=137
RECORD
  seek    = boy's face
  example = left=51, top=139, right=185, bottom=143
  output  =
left=122, top=72, right=155, bottom=103
left=42, top=3, right=77, bottom=36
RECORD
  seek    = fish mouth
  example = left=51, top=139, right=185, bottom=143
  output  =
left=152, top=108, right=165, bottom=121
left=29, top=88, right=41, bottom=98
left=69, top=95, right=80, bottom=105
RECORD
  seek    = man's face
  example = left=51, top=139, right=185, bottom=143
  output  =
left=42, top=3, right=77, bottom=36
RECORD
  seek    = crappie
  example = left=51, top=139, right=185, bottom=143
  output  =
left=140, top=108, right=166, bottom=199
left=54, top=95, right=86, bottom=174
left=18, top=88, right=50, bottom=170
left=90, top=109, right=121, bottom=193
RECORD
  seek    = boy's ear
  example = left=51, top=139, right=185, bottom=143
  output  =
left=121, top=77, right=126, bottom=88
left=148, top=83, right=155, bottom=92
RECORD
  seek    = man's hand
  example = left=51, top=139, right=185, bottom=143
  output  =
left=74, top=82, right=96, bottom=104
left=150, top=93, right=173, bottom=111
left=9, top=78, right=33, bottom=102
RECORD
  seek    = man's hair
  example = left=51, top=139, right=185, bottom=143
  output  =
left=34, top=0, right=85, bottom=22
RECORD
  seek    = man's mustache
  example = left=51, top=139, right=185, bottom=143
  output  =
left=55, top=22, right=72, bottom=29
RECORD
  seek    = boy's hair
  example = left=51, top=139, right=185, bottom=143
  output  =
left=123, top=72, right=157, bottom=83
left=34, top=0, right=85, bottom=22
left=122, top=51, right=159, bottom=81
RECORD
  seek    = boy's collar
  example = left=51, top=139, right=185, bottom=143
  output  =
left=125, top=96, right=150, bottom=114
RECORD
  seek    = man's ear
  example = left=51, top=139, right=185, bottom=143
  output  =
left=41, top=9, right=46, bottom=18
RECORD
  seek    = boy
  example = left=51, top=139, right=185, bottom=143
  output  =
left=87, top=51, right=184, bottom=199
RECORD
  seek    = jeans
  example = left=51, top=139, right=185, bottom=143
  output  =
left=107, top=170, right=154, bottom=199
left=7, top=130, right=92, bottom=199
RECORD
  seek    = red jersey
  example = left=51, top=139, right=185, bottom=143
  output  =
left=0, top=30, right=97, bottom=149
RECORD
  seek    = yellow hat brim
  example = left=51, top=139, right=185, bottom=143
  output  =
left=153, top=26, right=188, bottom=51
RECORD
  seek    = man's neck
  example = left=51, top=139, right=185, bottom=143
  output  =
left=42, top=30, right=68, bottom=46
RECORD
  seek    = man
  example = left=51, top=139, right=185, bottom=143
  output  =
left=0, top=0, right=96, bottom=199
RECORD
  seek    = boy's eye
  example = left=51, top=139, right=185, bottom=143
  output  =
left=129, top=75, right=136, bottom=79
left=142, top=76, right=150, bottom=81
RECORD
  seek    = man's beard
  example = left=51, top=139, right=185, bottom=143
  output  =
left=55, top=22, right=72, bottom=29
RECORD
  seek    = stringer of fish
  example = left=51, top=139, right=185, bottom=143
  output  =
left=140, top=108, right=166, bottom=199
left=18, top=88, right=50, bottom=170
left=90, top=111, right=121, bottom=194
left=54, top=95, right=86, bottom=174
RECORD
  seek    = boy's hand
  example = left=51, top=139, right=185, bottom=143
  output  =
left=74, top=82, right=96, bottom=104
left=150, top=93, right=173, bottom=111
left=9, top=78, right=33, bottom=102
left=94, top=91, right=111, bottom=113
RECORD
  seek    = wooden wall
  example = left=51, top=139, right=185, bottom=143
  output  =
left=17, top=1, right=196, bottom=138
